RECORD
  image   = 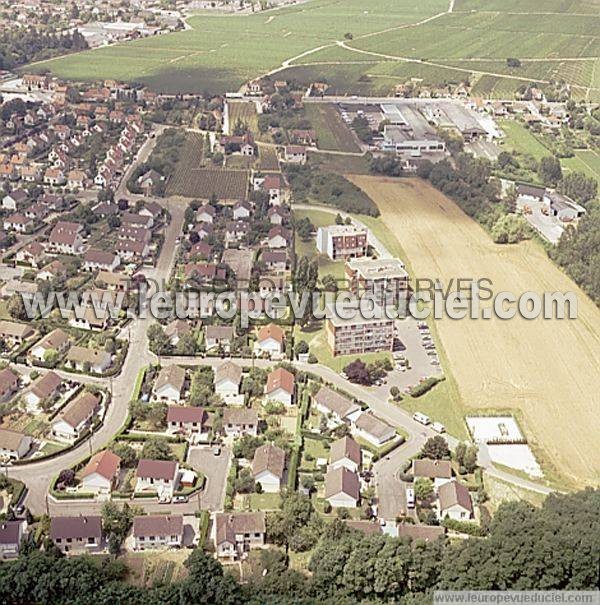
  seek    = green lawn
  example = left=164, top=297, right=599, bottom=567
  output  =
left=498, top=120, right=551, bottom=161
left=294, top=208, right=348, bottom=283
left=248, top=492, right=281, bottom=511
left=294, top=320, right=392, bottom=373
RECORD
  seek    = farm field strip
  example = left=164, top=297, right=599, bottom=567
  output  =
left=348, top=176, right=600, bottom=486
left=304, top=104, right=361, bottom=153
left=497, top=120, right=552, bottom=160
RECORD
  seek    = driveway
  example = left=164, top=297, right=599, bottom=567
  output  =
left=187, top=445, right=232, bottom=512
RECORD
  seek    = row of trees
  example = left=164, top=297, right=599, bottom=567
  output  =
left=1, top=488, right=598, bottom=604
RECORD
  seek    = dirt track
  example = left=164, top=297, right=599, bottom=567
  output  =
left=350, top=175, right=600, bottom=486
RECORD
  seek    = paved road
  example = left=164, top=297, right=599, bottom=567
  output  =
left=115, top=124, right=167, bottom=200
left=187, top=446, right=232, bottom=511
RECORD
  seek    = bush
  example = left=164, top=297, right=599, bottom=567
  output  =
left=409, top=376, right=444, bottom=397
left=323, top=501, right=332, bottom=514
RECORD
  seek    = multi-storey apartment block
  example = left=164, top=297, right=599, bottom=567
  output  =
left=316, top=225, right=368, bottom=261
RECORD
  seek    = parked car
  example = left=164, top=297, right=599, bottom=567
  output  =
left=174, top=495, right=188, bottom=503
left=413, top=412, right=430, bottom=425
left=431, top=422, right=446, bottom=434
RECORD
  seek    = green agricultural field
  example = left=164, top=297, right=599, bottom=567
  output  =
left=22, top=0, right=600, bottom=97
left=497, top=120, right=551, bottom=161
left=561, top=149, right=600, bottom=183
left=26, top=0, right=447, bottom=94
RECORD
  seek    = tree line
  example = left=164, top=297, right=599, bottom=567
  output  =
left=0, top=488, right=598, bottom=604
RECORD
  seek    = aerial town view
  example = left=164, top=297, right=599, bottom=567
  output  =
left=0, top=0, right=598, bottom=603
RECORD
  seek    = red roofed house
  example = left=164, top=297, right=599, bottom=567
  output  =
left=284, top=145, right=307, bottom=164
left=264, top=367, right=295, bottom=406
left=80, top=450, right=121, bottom=494
left=254, top=324, right=285, bottom=358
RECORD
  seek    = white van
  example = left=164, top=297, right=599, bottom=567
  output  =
left=406, top=488, right=415, bottom=508
left=413, top=412, right=430, bottom=426
left=431, top=422, right=446, bottom=434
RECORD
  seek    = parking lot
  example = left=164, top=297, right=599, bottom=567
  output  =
left=369, top=317, right=443, bottom=401
left=187, top=445, right=231, bottom=511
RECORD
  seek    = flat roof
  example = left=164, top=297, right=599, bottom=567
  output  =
left=346, top=257, right=408, bottom=280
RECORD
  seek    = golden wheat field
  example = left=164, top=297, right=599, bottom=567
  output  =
left=350, top=175, right=600, bottom=486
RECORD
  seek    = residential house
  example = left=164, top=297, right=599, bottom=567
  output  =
left=325, top=467, right=360, bottom=508
left=0, top=320, right=35, bottom=345
left=30, top=328, right=70, bottom=361
left=153, top=365, right=186, bottom=402
left=137, top=169, right=163, bottom=194
left=164, top=319, right=193, bottom=347
left=2, top=189, right=29, bottom=210
left=80, top=450, right=121, bottom=495
left=15, top=241, right=45, bottom=268
left=0, top=368, right=19, bottom=402
left=0, top=428, right=32, bottom=460
left=68, top=306, right=108, bottom=332
left=47, top=223, right=84, bottom=255
left=397, top=523, right=445, bottom=543
left=214, top=361, right=242, bottom=399
left=214, top=512, right=266, bottom=559
left=38, top=259, right=67, bottom=281
left=290, top=129, right=317, bottom=146
left=122, top=213, right=153, bottom=230
left=412, top=459, right=453, bottom=492
left=262, top=250, right=287, bottom=271
left=115, top=238, right=150, bottom=261
left=4, top=213, right=33, bottom=233
left=83, top=249, right=120, bottom=272
left=329, top=436, right=361, bottom=473
left=251, top=444, right=285, bottom=493
left=254, top=324, right=285, bottom=357
left=193, top=222, right=213, bottom=240
left=267, top=226, right=291, bottom=249
left=0, top=520, right=27, bottom=559
left=261, top=174, right=283, bottom=205
left=44, top=168, right=66, bottom=186
left=204, top=325, right=234, bottom=351
left=313, top=386, right=362, bottom=425
left=284, top=145, right=307, bottom=164
left=50, top=516, right=103, bottom=554
left=135, top=459, right=179, bottom=500
left=51, top=391, right=101, bottom=443
left=195, top=205, right=215, bottom=224
left=166, top=405, right=208, bottom=437
left=67, top=169, right=86, bottom=190
left=225, top=220, right=249, bottom=244
left=233, top=201, right=251, bottom=220
left=133, top=514, right=184, bottom=550
left=23, top=371, right=62, bottom=409
left=268, top=206, right=287, bottom=225
left=222, top=408, right=259, bottom=438
left=438, top=481, right=474, bottom=521
left=264, top=367, right=294, bottom=406
left=353, top=412, right=396, bottom=446
left=65, top=346, right=112, bottom=374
